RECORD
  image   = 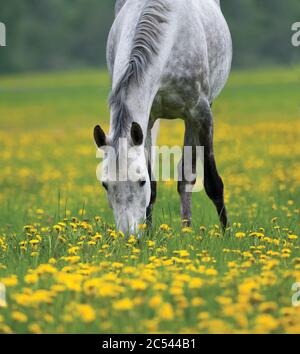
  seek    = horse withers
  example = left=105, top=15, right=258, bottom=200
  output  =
left=94, top=0, right=232, bottom=235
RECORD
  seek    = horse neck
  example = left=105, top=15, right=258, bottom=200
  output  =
left=127, top=83, right=157, bottom=132
left=109, top=0, right=175, bottom=143
left=108, top=82, right=155, bottom=148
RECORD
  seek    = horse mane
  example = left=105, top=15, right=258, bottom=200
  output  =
left=110, top=0, right=170, bottom=146
left=115, top=0, right=127, bottom=16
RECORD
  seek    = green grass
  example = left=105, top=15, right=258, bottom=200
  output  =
left=0, top=66, right=299, bottom=333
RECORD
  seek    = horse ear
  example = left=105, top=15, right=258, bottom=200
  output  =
left=131, top=122, right=143, bottom=146
left=94, top=125, right=106, bottom=148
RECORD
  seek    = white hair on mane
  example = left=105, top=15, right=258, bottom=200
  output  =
left=110, top=0, right=170, bottom=146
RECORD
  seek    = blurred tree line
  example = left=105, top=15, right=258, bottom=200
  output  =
left=0, top=0, right=299, bottom=73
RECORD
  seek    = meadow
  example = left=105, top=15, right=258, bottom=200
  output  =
left=0, top=66, right=299, bottom=333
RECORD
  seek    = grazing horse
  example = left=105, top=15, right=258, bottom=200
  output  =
left=94, top=0, right=232, bottom=235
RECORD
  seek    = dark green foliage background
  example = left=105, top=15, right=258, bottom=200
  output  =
left=0, top=0, right=300, bottom=73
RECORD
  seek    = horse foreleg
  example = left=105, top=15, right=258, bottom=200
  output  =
left=146, top=180, right=157, bottom=227
left=146, top=120, right=160, bottom=227
left=177, top=121, right=198, bottom=227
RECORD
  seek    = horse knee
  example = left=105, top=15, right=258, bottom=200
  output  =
left=177, top=180, right=184, bottom=195
left=178, top=179, right=196, bottom=196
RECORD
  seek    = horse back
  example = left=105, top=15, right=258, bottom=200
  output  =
left=108, top=0, right=232, bottom=112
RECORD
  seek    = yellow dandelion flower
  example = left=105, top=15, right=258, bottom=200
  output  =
left=67, top=246, right=80, bottom=255
left=25, top=273, right=39, bottom=284
left=1, top=275, right=18, bottom=287
left=198, top=312, right=210, bottom=320
left=160, top=224, right=171, bottom=232
left=36, top=264, right=57, bottom=275
left=30, top=251, right=39, bottom=257
left=228, top=261, right=238, bottom=268
left=11, top=311, right=28, bottom=323
left=76, top=304, right=96, bottom=323
left=53, top=225, right=62, bottom=232
left=216, top=296, right=233, bottom=305
left=189, top=278, right=203, bottom=289
left=62, top=256, right=81, bottom=264
left=158, top=303, right=174, bottom=321
left=28, top=323, right=43, bottom=334
left=235, top=232, right=246, bottom=238
left=127, top=235, right=136, bottom=244
left=288, top=234, right=298, bottom=240
left=173, top=250, right=190, bottom=257
left=147, top=240, right=155, bottom=248
left=129, top=279, right=147, bottom=291
left=138, top=224, right=148, bottom=231
left=258, top=302, right=278, bottom=313
left=113, top=298, right=134, bottom=311
left=142, top=319, right=159, bottom=332
left=255, top=314, right=279, bottom=332
left=206, top=268, right=218, bottom=276
left=182, top=227, right=193, bottom=233
left=149, top=295, right=162, bottom=309
left=29, top=239, right=40, bottom=245
left=191, top=297, right=205, bottom=307
left=112, top=262, right=123, bottom=269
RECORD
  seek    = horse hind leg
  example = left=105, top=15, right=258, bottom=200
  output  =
left=195, top=99, right=229, bottom=231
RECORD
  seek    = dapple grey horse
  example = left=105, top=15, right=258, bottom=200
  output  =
left=94, top=0, right=232, bottom=235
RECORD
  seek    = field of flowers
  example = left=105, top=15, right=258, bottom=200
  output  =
left=0, top=66, right=299, bottom=334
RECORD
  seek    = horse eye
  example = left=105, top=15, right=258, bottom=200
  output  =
left=102, top=182, right=108, bottom=191
left=139, top=180, right=146, bottom=187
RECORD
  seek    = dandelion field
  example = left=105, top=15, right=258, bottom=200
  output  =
left=0, top=66, right=300, bottom=334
